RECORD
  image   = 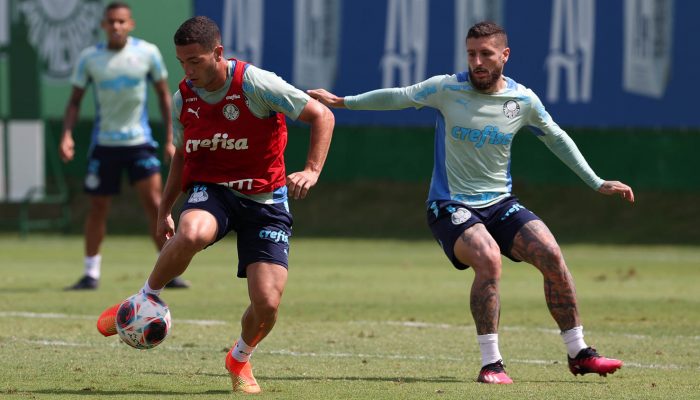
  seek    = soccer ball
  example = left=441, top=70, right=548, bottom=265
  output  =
left=115, top=292, right=171, bottom=349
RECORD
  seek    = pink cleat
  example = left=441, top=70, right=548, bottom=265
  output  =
left=568, top=347, right=623, bottom=377
left=476, top=360, right=513, bottom=384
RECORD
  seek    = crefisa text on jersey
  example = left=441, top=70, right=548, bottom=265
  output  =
left=451, top=125, right=514, bottom=148
left=185, top=133, right=249, bottom=153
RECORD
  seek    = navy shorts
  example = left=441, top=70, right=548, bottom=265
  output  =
left=180, top=183, right=293, bottom=278
left=427, top=196, right=541, bottom=270
left=84, top=144, right=161, bottom=195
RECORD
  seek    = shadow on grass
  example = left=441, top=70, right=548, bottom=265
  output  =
left=12, top=377, right=605, bottom=397
left=173, top=370, right=466, bottom=384
left=15, top=389, right=230, bottom=396
left=146, top=370, right=609, bottom=385
left=268, top=375, right=462, bottom=384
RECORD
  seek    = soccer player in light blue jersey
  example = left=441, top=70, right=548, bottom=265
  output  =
left=60, top=2, right=188, bottom=290
left=309, top=21, right=634, bottom=384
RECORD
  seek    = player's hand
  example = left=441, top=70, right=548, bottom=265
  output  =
left=157, top=213, right=176, bottom=239
left=286, top=170, right=320, bottom=199
left=59, top=135, right=75, bottom=162
left=306, top=89, right=346, bottom=109
left=163, top=142, right=176, bottom=164
left=598, top=180, right=635, bottom=203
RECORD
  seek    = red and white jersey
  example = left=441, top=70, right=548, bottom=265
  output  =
left=178, top=60, right=288, bottom=197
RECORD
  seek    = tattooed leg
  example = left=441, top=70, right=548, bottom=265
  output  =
left=454, top=223, right=503, bottom=335
left=510, top=220, right=580, bottom=331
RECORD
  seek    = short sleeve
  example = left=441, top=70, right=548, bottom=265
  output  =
left=242, top=66, right=310, bottom=120
left=70, top=48, right=93, bottom=89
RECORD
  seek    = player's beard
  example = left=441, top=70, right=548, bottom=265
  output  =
left=468, top=66, right=503, bottom=92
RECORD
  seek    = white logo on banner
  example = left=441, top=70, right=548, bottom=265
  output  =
left=293, top=0, right=340, bottom=89
left=381, top=0, right=428, bottom=88
left=545, top=0, right=595, bottom=103
left=16, top=0, right=102, bottom=79
left=623, top=0, right=673, bottom=98
left=0, top=0, right=9, bottom=48
left=453, top=0, right=503, bottom=73
left=222, top=0, right=263, bottom=65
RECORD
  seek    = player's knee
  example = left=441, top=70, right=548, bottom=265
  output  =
left=88, top=199, right=110, bottom=217
left=173, top=229, right=210, bottom=252
left=471, top=251, right=502, bottom=279
left=540, top=242, right=565, bottom=267
left=252, top=296, right=281, bottom=319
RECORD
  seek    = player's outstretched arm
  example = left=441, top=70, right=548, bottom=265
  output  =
left=307, top=89, right=346, bottom=109
left=286, top=98, right=335, bottom=200
left=598, top=180, right=635, bottom=203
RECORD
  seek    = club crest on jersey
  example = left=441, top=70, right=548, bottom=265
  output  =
left=223, top=104, right=240, bottom=120
left=503, top=100, right=520, bottom=119
left=451, top=208, right=472, bottom=225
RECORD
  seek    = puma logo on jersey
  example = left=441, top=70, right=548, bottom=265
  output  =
left=187, top=107, right=200, bottom=119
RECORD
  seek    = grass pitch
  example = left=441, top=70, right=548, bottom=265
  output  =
left=1, top=235, right=699, bottom=399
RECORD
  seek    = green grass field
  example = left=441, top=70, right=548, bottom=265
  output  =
left=1, top=235, right=699, bottom=399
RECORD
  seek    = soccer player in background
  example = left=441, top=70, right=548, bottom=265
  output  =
left=97, top=16, right=334, bottom=394
left=308, top=21, right=633, bottom=384
left=60, top=2, right=189, bottom=290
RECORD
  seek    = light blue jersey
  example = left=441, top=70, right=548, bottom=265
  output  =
left=345, top=72, right=604, bottom=208
left=71, top=36, right=168, bottom=147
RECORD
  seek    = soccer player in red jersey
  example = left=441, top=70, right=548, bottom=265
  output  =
left=98, top=16, right=334, bottom=394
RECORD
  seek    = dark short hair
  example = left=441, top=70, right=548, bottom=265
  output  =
left=104, top=1, right=131, bottom=14
left=466, top=21, right=508, bottom=47
left=174, top=16, right=221, bottom=51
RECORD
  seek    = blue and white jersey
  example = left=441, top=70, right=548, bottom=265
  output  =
left=71, top=36, right=168, bottom=147
left=345, top=72, right=604, bottom=208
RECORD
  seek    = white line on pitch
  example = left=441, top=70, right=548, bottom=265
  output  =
left=3, top=312, right=699, bottom=341
left=0, top=311, right=227, bottom=326
left=350, top=320, right=700, bottom=341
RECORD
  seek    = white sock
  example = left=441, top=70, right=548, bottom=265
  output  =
left=561, top=326, right=588, bottom=358
left=231, top=337, right=257, bottom=362
left=84, top=255, right=102, bottom=279
left=477, top=333, right=502, bottom=366
left=141, top=280, right=162, bottom=297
